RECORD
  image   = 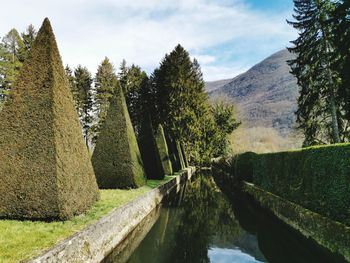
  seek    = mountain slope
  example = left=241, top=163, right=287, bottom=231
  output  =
left=205, top=78, right=232, bottom=92
left=208, top=49, right=299, bottom=135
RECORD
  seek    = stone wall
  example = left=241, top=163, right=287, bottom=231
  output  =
left=29, top=167, right=195, bottom=263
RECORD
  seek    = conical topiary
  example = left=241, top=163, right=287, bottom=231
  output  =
left=165, top=133, right=182, bottom=172
left=138, top=115, right=164, bottom=180
left=0, top=18, right=99, bottom=220
left=155, top=125, right=173, bottom=175
left=180, top=143, right=189, bottom=167
left=176, top=141, right=186, bottom=170
left=92, top=87, right=146, bottom=188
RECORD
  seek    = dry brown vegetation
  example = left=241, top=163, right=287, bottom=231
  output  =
left=229, top=126, right=303, bottom=154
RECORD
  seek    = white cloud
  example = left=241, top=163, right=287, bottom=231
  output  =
left=0, top=0, right=296, bottom=80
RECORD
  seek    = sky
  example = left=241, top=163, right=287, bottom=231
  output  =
left=0, top=0, right=297, bottom=81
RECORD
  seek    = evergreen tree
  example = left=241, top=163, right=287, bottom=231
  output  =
left=93, top=57, right=118, bottom=141
left=211, top=101, right=241, bottom=156
left=151, top=44, right=216, bottom=164
left=335, top=0, right=350, bottom=123
left=74, top=65, right=93, bottom=146
left=119, top=63, right=149, bottom=135
left=288, top=0, right=343, bottom=145
left=0, top=29, right=26, bottom=103
left=21, top=24, right=37, bottom=56
left=64, top=65, right=78, bottom=110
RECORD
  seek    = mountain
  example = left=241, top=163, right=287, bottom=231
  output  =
left=205, top=78, right=233, bottom=92
left=207, top=49, right=299, bottom=135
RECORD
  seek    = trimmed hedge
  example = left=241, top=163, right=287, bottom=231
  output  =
left=165, top=133, right=182, bottom=172
left=0, top=18, right=99, bottom=220
left=180, top=143, right=189, bottom=167
left=92, top=87, right=146, bottom=189
left=176, top=141, right=186, bottom=170
left=138, top=116, right=165, bottom=180
left=154, top=125, right=173, bottom=175
left=228, top=144, right=350, bottom=225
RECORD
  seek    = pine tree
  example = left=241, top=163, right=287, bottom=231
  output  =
left=0, top=29, right=26, bottom=103
left=119, top=63, right=149, bottom=135
left=0, top=18, right=99, bottom=220
left=288, top=0, right=342, bottom=145
left=74, top=65, right=93, bottom=146
left=93, top=57, right=118, bottom=142
left=151, top=44, right=216, bottom=164
left=64, top=65, right=78, bottom=110
left=335, top=0, right=350, bottom=123
left=21, top=24, right=37, bottom=56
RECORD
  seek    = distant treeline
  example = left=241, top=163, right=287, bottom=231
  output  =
left=0, top=26, right=240, bottom=164
left=288, top=0, right=350, bottom=146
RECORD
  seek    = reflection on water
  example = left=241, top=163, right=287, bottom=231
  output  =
left=105, top=173, right=346, bottom=263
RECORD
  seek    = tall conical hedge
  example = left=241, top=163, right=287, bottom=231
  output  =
left=155, top=125, right=173, bottom=175
left=92, top=87, right=146, bottom=188
left=165, top=133, right=182, bottom=172
left=180, top=143, right=189, bottom=167
left=176, top=141, right=186, bottom=170
left=0, top=18, right=99, bottom=220
left=138, top=116, right=164, bottom=180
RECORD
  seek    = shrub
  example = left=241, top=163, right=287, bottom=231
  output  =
left=0, top=18, right=99, bottom=220
left=92, top=86, right=146, bottom=189
left=154, top=125, right=173, bottom=175
left=227, top=143, right=350, bottom=225
left=138, top=116, right=165, bottom=179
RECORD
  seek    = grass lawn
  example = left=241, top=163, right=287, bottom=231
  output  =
left=0, top=176, right=174, bottom=263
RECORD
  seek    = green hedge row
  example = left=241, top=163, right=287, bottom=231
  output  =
left=230, top=144, right=350, bottom=226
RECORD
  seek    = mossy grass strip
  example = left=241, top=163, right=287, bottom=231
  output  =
left=0, top=177, right=173, bottom=263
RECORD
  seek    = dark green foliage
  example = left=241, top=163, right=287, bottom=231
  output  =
left=150, top=45, right=217, bottom=164
left=119, top=62, right=149, bottom=135
left=73, top=65, right=94, bottom=146
left=288, top=0, right=350, bottom=145
left=92, top=86, right=146, bottom=189
left=176, top=141, right=186, bottom=170
left=138, top=116, right=165, bottom=180
left=93, top=57, right=119, bottom=142
left=154, top=124, right=173, bottom=175
left=0, top=28, right=26, bottom=104
left=165, top=133, right=182, bottom=172
left=211, top=101, right=241, bottom=156
left=335, top=1, right=350, bottom=122
left=0, top=18, right=99, bottom=220
left=21, top=24, right=37, bottom=57
left=227, top=144, right=350, bottom=225
left=180, top=143, right=189, bottom=167
left=64, top=65, right=77, bottom=108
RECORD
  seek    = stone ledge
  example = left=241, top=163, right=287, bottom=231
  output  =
left=29, top=167, right=195, bottom=263
left=243, top=182, right=350, bottom=262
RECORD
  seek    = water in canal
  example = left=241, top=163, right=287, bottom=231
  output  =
left=104, top=172, right=346, bottom=263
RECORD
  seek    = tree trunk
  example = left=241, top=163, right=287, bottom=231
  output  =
left=329, top=91, right=341, bottom=143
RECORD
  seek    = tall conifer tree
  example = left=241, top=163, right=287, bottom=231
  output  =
left=151, top=44, right=216, bottom=163
left=288, top=0, right=342, bottom=145
left=94, top=57, right=118, bottom=141
left=0, top=29, right=26, bottom=103
left=74, top=65, right=93, bottom=146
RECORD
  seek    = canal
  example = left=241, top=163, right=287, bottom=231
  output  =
left=104, top=172, right=347, bottom=263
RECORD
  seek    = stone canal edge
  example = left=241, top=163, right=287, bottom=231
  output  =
left=29, top=167, right=196, bottom=263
